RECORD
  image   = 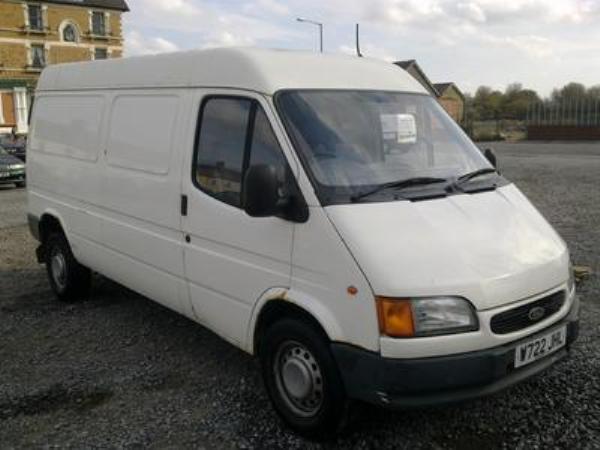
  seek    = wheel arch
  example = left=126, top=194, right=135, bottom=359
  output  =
left=38, top=210, right=68, bottom=244
left=248, top=288, right=344, bottom=355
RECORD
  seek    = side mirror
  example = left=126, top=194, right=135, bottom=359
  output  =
left=243, top=164, right=283, bottom=218
left=484, top=148, right=497, bottom=169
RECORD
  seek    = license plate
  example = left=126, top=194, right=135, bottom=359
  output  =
left=514, top=326, right=567, bottom=368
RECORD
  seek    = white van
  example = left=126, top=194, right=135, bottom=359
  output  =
left=27, top=48, right=579, bottom=436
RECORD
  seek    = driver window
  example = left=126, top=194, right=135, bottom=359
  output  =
left=194, top=97, right=250, bottom=207
left=194, top=97, right=289, bottom=208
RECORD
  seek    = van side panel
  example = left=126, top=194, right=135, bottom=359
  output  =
left=99, top=92, right=183, bottom=280
left=30, top=95, right=105, bottom=163
left=28, top=90, right=193, bottom=318
left=28, top=94, right=107, bottom=249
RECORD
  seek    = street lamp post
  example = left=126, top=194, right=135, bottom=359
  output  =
left=296, top=17, right=323, bottom=53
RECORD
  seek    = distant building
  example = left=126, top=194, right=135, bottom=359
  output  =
left=394, top=60, right=439, bottom=97
left=0, top=0, right=129, bottom=135
left=394, top=60, right=465, bottom=123
left=434, top=82, right=465, bottom=123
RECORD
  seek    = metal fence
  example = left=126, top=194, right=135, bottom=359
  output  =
left=527, top=99, right=600, bottom=127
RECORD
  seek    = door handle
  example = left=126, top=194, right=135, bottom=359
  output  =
left=181, top=194, right=188, bottom=216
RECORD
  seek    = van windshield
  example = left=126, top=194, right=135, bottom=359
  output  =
left=276, top=90, right=493, bottom=205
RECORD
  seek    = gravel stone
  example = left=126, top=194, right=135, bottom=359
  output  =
left=0, top=142, right=598, bottom=448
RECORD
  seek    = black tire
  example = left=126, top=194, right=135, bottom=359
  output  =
left=15, top=181, right=26, bottom=188
left=259, top=318, right=350, bottom=439
left=45, top=232, right=91, bottom=302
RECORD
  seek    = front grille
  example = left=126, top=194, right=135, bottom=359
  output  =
left=490, top=290, right=566, bottom=334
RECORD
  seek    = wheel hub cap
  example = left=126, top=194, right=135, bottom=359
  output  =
left=274, top=341, right=324, bottom=417
left=51, top=252, right=67, bottom=291
left=282, top=358, right=312, bottom=399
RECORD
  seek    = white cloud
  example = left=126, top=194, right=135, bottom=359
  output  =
left=253, top=0, right=290, bottom=16
left=452, top=0, right=599, bottom=25
left=456, top=2, right=487, bottom=23
left=127, top=0, right=298, bottom=49
left=311, top=0, right=600, bottom=29
left=125, top=30, right=179, bottom=56
left=201, top=31, right=256, bottom=49
left=121, top=0, right=600, bottom=96
left=140, top=0, right=201, bottom=15
left=361, top=0, right=445, bottom=26
left=482, top=34, right=555, bottom=59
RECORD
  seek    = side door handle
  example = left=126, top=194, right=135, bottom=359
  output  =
left=181, top=194, right=188, bottom=216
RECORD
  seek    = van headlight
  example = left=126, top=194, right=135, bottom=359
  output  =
left=376, top=296, right=479, bottom=338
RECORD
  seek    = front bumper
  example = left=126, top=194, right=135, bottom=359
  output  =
left=0, top=171, right=25, bottom=184
left=331, top=297, right=579, bottom=408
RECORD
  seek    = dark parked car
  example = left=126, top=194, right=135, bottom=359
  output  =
left=0, top=137, right=26, bottom=162
left=0, top=146, right=26, bottom=188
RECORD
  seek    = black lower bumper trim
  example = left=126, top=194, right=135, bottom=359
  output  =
left=0, top=174, right=25, bottom=184
left=332, top=298, right=579, bottom=408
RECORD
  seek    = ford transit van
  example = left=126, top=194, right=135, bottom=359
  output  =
left=27, top=48, right=579, bottom=436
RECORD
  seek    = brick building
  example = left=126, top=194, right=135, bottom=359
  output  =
left=394, top=60, right=465, bottom=123
left=0, top=0, right=129, bottom=134
left=434, top=82, right=465, bottom=123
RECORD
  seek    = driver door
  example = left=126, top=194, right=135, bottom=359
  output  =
left=181, top=91, right=295, bottom=348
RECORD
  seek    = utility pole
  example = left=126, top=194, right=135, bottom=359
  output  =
left=296, top=17, right=323, bottom=53
left=356, top=23, right=363, bottom=57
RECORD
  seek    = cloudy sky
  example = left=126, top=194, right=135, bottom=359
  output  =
left=125, top=0, right=600, bottom=96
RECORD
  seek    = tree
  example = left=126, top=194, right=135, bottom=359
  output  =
left=466, top=83, right=542, bottom=121
left=502, top=83, right=541, bottom=120
left=472, top=86, right=504, bottom=120
left=551, top=82, right=586, bottom=103
left=586, top=85, right=600, bottom=101
left=505, top=83, right=523, bottom=97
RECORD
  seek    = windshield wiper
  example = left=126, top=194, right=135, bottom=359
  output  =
left=456, top=168, right=497, bottom=184
left=351, top=177, right=448, bottom=202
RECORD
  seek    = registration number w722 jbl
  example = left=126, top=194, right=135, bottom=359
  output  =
left=514, top=326, right=567, bottom=369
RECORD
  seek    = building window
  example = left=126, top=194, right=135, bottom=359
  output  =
left=31, top=44, right=46, bottom=68
left=92, top=11, right=106, bottom=36
left=28, top=4, right=43, bottom=31
left=94, top=48, right=108, bottom=60
left=62, top=24, right=77, bottom=42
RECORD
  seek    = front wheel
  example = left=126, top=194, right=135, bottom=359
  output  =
left=259, top=319, right=350, bottom=438
left=45, top=232, right=91, bottom=302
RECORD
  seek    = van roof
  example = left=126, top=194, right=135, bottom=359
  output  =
left=36, top=47, right=428, bottom=95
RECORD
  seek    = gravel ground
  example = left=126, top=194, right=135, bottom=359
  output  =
left=0, top=142, right=599, bottom=448
left=0, top=185, right=27, bottom=229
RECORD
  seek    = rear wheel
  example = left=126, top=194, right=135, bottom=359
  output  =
left=45, top=232, right=91, bottom=302
left=15, top=181, right=26, bottom=188
left=259, top=319, right=349, bottom=438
